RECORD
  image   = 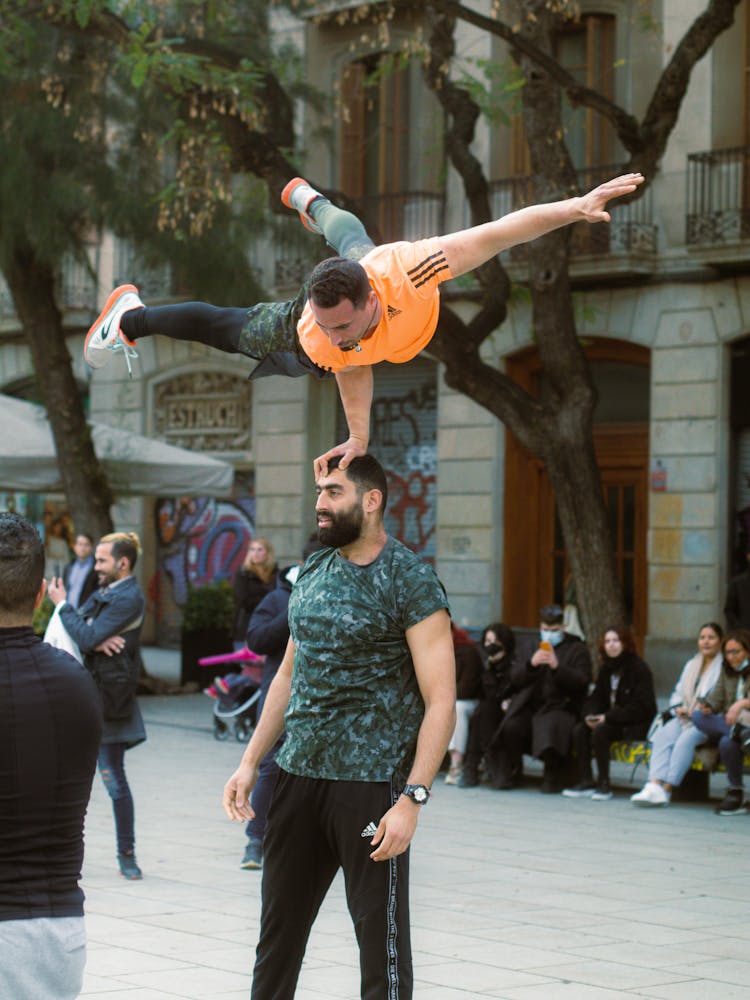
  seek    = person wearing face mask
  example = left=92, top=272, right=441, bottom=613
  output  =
left=692, top=629, right=750, bottom=816
left=488, top=605, right=592, bottom=793
left=563, top=625, right=656, bottom=801
left=460, top=623, right=517, bottom=788
left=630, top=622, right=724, bottom=807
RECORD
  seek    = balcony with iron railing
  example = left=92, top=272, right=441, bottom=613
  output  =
left=686, top=145, right=750, bottom=251
left=485, top=163, right=657, bottom=276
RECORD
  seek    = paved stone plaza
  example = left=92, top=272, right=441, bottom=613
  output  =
left=79, top=650, right=750, bottom=999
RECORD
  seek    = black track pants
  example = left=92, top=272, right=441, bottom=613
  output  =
left=251, top=770, right=412, bottom=1000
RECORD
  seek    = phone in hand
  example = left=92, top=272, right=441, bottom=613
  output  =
left=539, top=640, right=553, bottom=652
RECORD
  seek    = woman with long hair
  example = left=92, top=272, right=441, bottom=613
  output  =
left=232, top=537, right=277, bottom=650
left=692, top=628, right=750, bottom=816
left=631, top=622, right=723, bottom=807
left=563, top=625, right=656, bottom=801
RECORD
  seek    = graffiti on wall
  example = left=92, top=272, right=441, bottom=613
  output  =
left=369, top=374, right=437, bottom=562
left=154, top=489, right=256, bottom=608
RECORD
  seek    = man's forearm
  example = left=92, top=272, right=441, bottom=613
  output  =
left=335, top=366, right=373, bottom=446
left=441, top=198, right=580, bottom=278
left=404, top=698, right=456, bottom=790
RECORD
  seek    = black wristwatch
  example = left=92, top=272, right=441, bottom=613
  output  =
left=402, top=783, right=430, bottom=805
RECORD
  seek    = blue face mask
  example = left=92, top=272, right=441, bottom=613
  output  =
left=540, top=628, right=564, bottom=647
left=733, top=658, right=749, bottom=672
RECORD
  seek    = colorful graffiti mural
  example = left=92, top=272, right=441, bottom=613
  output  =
left=358, top=362, right=437, bottom=562
left=155, top=494, right=256, bottom=607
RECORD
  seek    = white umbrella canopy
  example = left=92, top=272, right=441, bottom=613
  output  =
left=0, top=394, right=234, bottom=497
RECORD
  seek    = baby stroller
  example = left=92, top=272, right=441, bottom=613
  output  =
left=199, top=647, right=264, bottom=743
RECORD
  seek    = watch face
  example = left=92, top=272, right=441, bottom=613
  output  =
left=413, top=786, right=428, bottom=802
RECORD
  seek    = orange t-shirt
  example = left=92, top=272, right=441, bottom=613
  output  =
left=296, top=238, right=452, bottom=373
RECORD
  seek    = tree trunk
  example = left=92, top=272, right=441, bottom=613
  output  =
left=4, top=242, right=114, bottom=539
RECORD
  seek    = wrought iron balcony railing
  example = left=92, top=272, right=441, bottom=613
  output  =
left=686, top=145, right=750, bottom=246
left=355, top=190, right=446, bottom=245
left=488, top=163, right=657, bottom=261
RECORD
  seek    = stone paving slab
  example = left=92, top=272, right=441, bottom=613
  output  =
left=77, top=650, right=750, bottom=998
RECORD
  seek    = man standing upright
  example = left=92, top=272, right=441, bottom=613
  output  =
left=223, top=454, right=456, bottom=999
left=0, top=513, right=102, bottom=999
left=49, top=532, right=147, bottom=880
left=63, top=531, right=98, bottom=610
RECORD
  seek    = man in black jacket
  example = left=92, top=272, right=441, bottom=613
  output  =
left=0, top=513, right=102, bottom=999
left=489, top=604, right=592, bottom=793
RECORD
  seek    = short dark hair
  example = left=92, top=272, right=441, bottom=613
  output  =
left=99, top=531, right=141, bottom=570
left=75, top=532, right=94, bottom=544
left=539, top=604, right=564, bottom=626
left=0, top=513, right=45, bottom=616
left=308, top=257, right=371, bottom=310
left=328, top=454, right=388, bottom=514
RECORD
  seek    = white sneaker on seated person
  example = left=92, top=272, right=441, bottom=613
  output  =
left=630, top=781, right=670, bottom=806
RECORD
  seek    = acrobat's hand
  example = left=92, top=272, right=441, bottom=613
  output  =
left=578, top=172, right=644, bottom=224
left=222, top=761, right=259, bottom=822
left=314, top=435, right=368, bottom=479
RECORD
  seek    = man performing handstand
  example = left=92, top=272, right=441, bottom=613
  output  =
left=84, top=173, right=643, bottom=473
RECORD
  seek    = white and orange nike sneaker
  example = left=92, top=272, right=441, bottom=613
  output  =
left=84, top=284, right=143, bottom=376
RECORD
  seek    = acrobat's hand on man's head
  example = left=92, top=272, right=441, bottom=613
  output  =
left=314, top=436, right=368, bottom=479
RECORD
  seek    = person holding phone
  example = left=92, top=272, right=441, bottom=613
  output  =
left=630, top=622, right=724, bottom=807
left=563, top=626, right=656, bottom=801
left=488, top=604, right=592, bottom=793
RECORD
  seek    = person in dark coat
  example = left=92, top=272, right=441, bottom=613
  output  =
left=563, top=625, right=656, bottom=800
left=49, top=532, right=147, bottom=880
left=0, top=513, right=102, bottom=1000
left=232, top=536, right=277, bottom=650
left=62, top=532, right=99, bottom=610
left=240, top=535, right=326, bottom=870
left=460, top=622, right=517, bottom=788
left=488, top=604, right=592, bottom=793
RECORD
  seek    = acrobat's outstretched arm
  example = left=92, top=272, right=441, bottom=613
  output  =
left=440, top=173, right=644, bottom=278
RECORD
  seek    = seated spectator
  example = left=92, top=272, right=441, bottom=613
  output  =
left=692, top=628, right=750, bottom=817
left=488, top=604, right=592, bottom=793
left=460, top=622, right=516, bottom=788
left=563, top=625, right=656, bottom=800
left=631, top=622, right=724, bottom=807
left=445, top=623, right=484, bottom=785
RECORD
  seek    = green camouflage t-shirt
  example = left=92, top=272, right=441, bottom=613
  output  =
left=276, top=536, right=449, bottom=783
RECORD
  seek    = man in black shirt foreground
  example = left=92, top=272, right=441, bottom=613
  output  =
left=0, top=513, right=102, bottom=999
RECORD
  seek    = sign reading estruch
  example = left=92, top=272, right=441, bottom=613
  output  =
left=153, top=372, right=251, bottom=452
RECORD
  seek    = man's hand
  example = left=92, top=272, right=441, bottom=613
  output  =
left=96, top=635, right=125, bottom=656
left=47, top=577, right=67, bottom=606
left=222, top=761, right=259, bottom=822
left=314, top=435, right=367, bottom=479
left=531, top=648, right=558, bottom=670
left=369, top=797, right=420, bottom=862
left=577, top=172, right=644, bottom=224
left=674, top=706, right=689, bottom=720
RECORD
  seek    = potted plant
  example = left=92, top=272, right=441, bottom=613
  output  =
left=180, top=580, right=235, bottom=686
